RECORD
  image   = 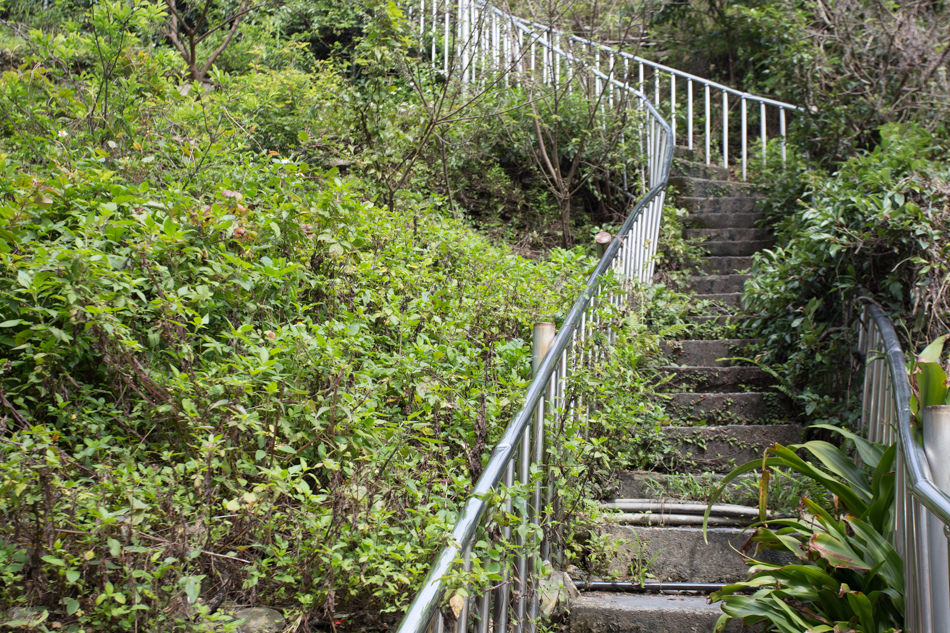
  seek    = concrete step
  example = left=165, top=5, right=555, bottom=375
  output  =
left=658, top=366, right=777, bottom=393
left=669, top=177, right=757, bottom=198
left=673, top=145, right=700, bottom=161
left=672, top=159, right=731, bottom=181
left=658, top=424, right=804, bottom=473
left=686, top=227, right=771, bottom=242
left=686, top=274, right=750, bottom=295
left=571, top=593, right=746, bottom=633
left=686, top=212, right=763, bottom=229
left=695, top=256, right=754, bottom=274
left=680, top=196, right=762, bottom=214
left=692, top=292, right=742, bottom=307
left=660, top=339, right=757, bottom=367
left=702, top=240, right=774, bottom=256
left=607, top=471, right=759, bottom=507
left=667, top=392, right=796, bottom=425
left=586, top=524, right=784, bottom=584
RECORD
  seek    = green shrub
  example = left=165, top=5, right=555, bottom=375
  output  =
left=708, top=426, right=902, bottom=633
left=743, top=123, right=950, bottom=411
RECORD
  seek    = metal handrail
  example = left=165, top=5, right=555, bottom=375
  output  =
left=864, top=303, right=950, bottom=525
left=860, top=301, right=950, bottom=632
left=497, top=9, right=801, bottom=111
left=470, top=2, right=800, bottom=178
left=394, top=183, right=669, bottom=633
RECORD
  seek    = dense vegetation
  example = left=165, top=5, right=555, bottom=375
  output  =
left=0, top=0, right=946, bottom=630
left=0, top=1, right=667, bottom=629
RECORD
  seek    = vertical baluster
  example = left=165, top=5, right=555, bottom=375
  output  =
left=654, top=68, right=659, bottom=107
left=455, top=544, right=472, bottom=633
left=638, top=62, right=644, bottom=103
left=760, top=101, right=767, bottom=169
left=780, top=107, right=787, bottom=167
left=916, top=497, right=935, bottom=633
left=457, top=0, right=464, bottom=81
left=648, top=189, right=666, bottom=281
left=704, top=84, right=710, bottom=165
left=431, top=0, right=437, bottom=68
left=687, top=79, right=693, bottom=150
left=906, top=484, right=920, bottom=632
left=670, top=73, right=676, bottom=146
left=544, top=33, right=550, bottom=85
left=512, top=26, right=519, bottom=75
left=741, top=97, right=747, bottom=181
left=923, top=406, right=950, bottom=631
left=475, top=587, right=490, bottom=633
left=420, top=0, right=425, bottom=51
left=859, top=324, right=874, bottom=439
left=513, top=394, right=530, bottom=632
left=493, top=459, right=513, bottom=633
left=492, top=14, right=499, bottom=75
left=722, top=91, right=729, bottom=170
left=443, top=0, right=450, bottom=75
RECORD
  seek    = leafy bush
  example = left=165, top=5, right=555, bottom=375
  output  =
left=647, top=0, right=950, bottom=161
left=742, top=123, right=950, bottom=411
left=0, top=12, right=637, bottom=627
left=0, top=127, right=606, bottom=628
left=708, top=426, right=903, bottom=633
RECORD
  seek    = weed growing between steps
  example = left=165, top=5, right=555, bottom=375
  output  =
left=640, top=470, right=828, bottom=515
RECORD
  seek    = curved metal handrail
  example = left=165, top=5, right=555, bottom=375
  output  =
left=397, top=5, right=674, bottom=631
left=394, top=182, right=670, bottom=632
left=864, top=303, right=950, bottom=524
left=395, top=1, right=799, bottom=630
left=496, top=8, right=801, bottom=113
left=861, top=301, right=950, bottom=633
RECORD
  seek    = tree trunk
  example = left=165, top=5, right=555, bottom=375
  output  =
left=559, top=196, right=572, bottom=247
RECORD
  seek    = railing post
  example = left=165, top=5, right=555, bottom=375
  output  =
left=923, top=405, right=950, bottom=631
left=594, top=231, right=612, bottom=259
left=533, top=323, right=556, bottom=376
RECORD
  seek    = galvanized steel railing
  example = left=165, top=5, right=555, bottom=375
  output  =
left=395, top=2, right=802, bottom=632
left=859, top=301, right=950, bottom=633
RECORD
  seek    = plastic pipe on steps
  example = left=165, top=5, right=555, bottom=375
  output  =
left=600, top=499, right=774, bottom=526
left=573, top=581, right=747, bottom=594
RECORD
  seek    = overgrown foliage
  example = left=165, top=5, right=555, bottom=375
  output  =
left=742, top=124, right=950, bottom=413
left=0, top=1, right=658, bottom=629
left=647, top=0, right=950, bottom=161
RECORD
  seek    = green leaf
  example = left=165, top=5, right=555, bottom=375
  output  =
left=808, top=533, right=870, bottom=571
left=917, top=361, right=948, bottom=407
left=181, top=575, right=202, bottom=604
left=41, top=555, right=66, bottom=566
left=802, top=441, right=871, bottom=499
left=918, top=335, right=948, bottom=363
left=63, top=597, right=80, bottom=615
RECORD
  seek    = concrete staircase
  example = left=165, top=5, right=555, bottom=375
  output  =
left=570, top=148, right=802, bottom=632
